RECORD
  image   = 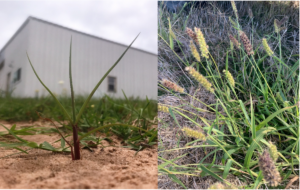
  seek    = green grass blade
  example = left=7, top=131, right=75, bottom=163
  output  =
left=69, top=37, right=76, bottom=123
left=40, top=141, right=55, bottom=150
left=78, top=123, right=150, bottom=141
left=75, top=34, right=139, bottom=124
left=238, top=100, right=251, bottom=126
left=250, top=94, right=256, bottom=139
left=26, top=53, right=73, bottom=123
left=200, top=165, right=232, bottom=186
left=256, top=105, right=296, bottom=131
left=1, top=124, right=28, bottom=143
left=244, top=127, right=276, bottom=168
left=253, top=171, right=263, bottom=189
left=223, top=159, right=232, bottom=179
left=168, top=173, right=186, bottom=189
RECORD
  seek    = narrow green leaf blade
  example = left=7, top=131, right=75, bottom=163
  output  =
left=75, top=34, right=140, bottom=124
left=26, top=53, right=73, bottom=123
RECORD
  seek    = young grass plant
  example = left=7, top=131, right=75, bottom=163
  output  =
left=26, top=36, right=140, bottom=160
left=158, top=1, right=299, bottom=189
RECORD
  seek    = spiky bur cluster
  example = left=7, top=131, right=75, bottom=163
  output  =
left=223, top=70, right=235, bottom=88
left=229, top=34, right=240, bottom=49
left=262, top=38, right=274, bottom=57
left=258, top=150, right=282, bottom=187
left=182, top=127, right=206, bottom=141
left=268, top=141, right=279, bottom=162
left=238, top=30, right=254, bottom=56
left=186, top=27, right=199, bottom=45
left=190, top=40, right=201, bottom=62
left=161, top=79, right=184, bottom=93
left=158, top=103, right=169, bottom=113
left=194, top=27, right=209, bottom=59
left=185, top=67, right=214, bottom=93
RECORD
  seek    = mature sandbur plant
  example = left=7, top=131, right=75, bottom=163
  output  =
left=158, top=1, right=298, bottom=189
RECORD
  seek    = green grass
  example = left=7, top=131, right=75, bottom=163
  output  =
left=0, top=95, right=157, bottom=155
left=0, top=96, right=157, bottom=123
left=158, top=1, right=299, bottom=189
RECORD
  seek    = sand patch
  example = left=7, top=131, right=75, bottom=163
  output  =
left=0, top=121, right=157, bottom=189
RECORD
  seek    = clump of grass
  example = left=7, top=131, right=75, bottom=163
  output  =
left=158, top=1, right=299, bottom=189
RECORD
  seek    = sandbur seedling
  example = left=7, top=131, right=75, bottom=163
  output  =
left=25, top=34, right=139, bottom=160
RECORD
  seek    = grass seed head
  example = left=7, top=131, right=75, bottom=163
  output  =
left=268, top=141, right=279, bottom=162
left=258, top=150, right=282, bottom=187
left=158, top=103, right=169, bottom=113
left=239, top=30, right=254, bottom=56
left=274, top=19, right=280, bottom=33
left=230, top=41, right=234, bottom=51
left=229, top=34, right=241, bottom=49
left=223, top=70, right=235, bottom=88
left=231, top=1, right=239, bottom=19
left=194, top=27, right=209, bottom=59
left=186, top=27, right=199, bottom=45
left=161, top=79, right=185, bottom=93
left=262, top=38, right=274, bottom=56
left=190, top=40, right=201, bottom=62
left=182, top=127, right=206, bottom=141
left=185, top=66, right=214, bottom=93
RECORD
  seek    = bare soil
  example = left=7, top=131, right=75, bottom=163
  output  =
left=0, top=121, right=157, bottom=189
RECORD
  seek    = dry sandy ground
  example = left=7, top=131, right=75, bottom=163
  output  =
left=0, top=121, right=158, bottom=189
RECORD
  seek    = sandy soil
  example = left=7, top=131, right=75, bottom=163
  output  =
left=0, top=121, right=158, bottom=189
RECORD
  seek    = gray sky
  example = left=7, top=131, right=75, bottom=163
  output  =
left=0, top=0, right=157, bottom=54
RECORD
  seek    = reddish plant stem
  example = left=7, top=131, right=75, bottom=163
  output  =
left=72, top=124, right=81, bottom=160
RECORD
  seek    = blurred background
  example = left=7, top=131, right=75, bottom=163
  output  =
left=0, top=0, right=157, bottom=54
left=0, top=0, right=158, bottom=100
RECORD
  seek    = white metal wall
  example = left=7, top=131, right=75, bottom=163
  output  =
left=0, top=20, right=30, bottom=96
left=15, top=17, right=157, bottom=100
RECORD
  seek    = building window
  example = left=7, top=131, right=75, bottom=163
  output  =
left=14, top=68, right=21, bottom=83
left=108, top=76, right=116, bottom=92
left=0, top=60, right=4, bottom=71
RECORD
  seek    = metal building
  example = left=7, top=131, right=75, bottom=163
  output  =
left=0, top=16, right=157, bottom=99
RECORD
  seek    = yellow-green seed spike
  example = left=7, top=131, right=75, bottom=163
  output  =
left=190, top=40, right=201, bottom=62
left=223, top=70, right=235, bottom=88
left=182, top=127, right=206, bottom=141
left=185, top=66, right=214, bottom=93
left=158, top=104, right=169, bottom=113
left=268, top=141, right=278, bottom=162
left=194, top=27, right=209, bottom=59
left=262, top=38, right=274, bottom=57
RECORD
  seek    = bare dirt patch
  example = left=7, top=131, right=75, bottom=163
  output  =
left=0, top=121, right=157, bottom=189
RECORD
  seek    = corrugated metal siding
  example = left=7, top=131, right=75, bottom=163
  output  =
left=0, top=21, right=29, bottom=96
left=24, top=18, right=157, bottom=99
